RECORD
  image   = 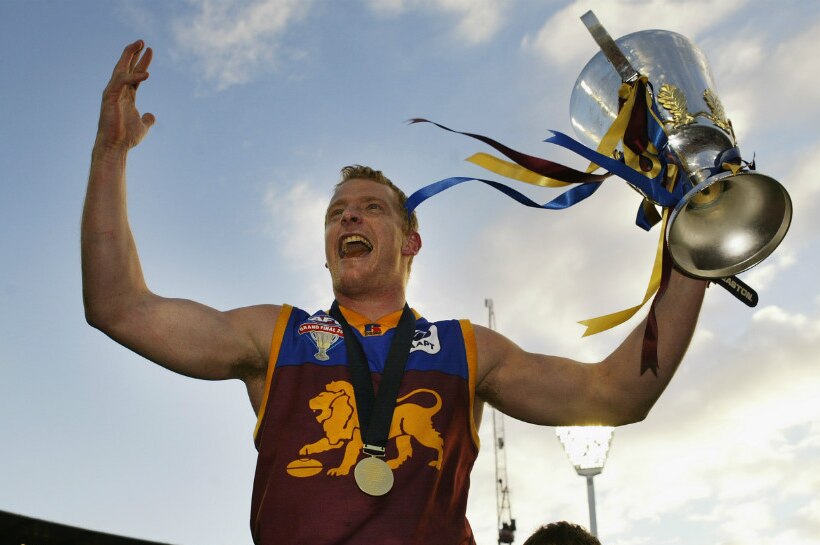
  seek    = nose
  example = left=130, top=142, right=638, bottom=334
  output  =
left=341, top=206, right=361, bottom=224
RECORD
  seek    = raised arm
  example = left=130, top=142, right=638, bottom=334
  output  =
left=81, top=41, right=276, bottom=399
left=475, top=270, right=707, bottom=426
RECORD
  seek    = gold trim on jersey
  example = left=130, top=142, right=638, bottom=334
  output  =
left=459, top=319, right=481, bottom=450
left=254, top=304, right=293, bottom=441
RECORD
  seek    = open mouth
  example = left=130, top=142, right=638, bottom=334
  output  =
left=339, top=235, right=373, bottom=258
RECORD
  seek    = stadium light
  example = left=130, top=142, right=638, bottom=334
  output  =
left=555, top=426, right=614, bottom=537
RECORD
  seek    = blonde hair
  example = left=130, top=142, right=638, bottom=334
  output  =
left=336, top=165, right=418, bottom=233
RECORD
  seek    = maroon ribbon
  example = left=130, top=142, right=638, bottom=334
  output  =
left=640, top=242, right=673, bottom=376
left=623, top=79, right=650, bottom=157
left=408, top=118, right=610, bottom=184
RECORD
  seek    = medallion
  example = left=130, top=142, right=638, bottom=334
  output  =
left=354, top=456, right=394, bottom=496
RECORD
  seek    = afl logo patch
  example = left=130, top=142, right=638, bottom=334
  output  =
left=298, top=314, right=343, bottom=361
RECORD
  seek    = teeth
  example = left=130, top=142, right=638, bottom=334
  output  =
left=340, top=235, right=373, bottom=257
left=343, top=235, right=373, bottom=249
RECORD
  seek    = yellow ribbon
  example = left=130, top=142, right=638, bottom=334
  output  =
left=466, top=153, right=572, bottom=187
left=577, top=209, right=668, bottom=336
left=591, top=80, right=643, bottom=169
left=466, top=77, right=675, bottom=337
left=574, top=79, right=678, bottom=335
left=467, top=78, right=647, bottom=190
left=721, top=161, right=743, bottom=175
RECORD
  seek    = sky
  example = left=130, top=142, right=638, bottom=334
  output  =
left=1, top=0, right=819, bottom=544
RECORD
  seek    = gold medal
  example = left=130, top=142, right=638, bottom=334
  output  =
left=330, top=302, right=416, bottom=498
left=354, top=456, right=394, bottom=496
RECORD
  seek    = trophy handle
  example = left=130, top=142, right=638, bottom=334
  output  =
left=713, top=276, right=758, bottom=307
left=580, top=11, right=639, bottom=83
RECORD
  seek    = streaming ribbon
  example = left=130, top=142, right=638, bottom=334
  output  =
left=405, top=175, right=601, bottom=214
left=406, top=77, right=687, bottom=375
left=407, top=79, right=685, bottom=223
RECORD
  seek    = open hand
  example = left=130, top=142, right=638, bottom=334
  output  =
left=96, top=40, right=156, bottom=152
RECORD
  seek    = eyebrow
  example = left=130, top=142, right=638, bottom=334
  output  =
left=326, top=195, right=389, bottom=211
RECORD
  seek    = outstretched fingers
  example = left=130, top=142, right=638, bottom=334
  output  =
left=97, top=41, right=156, bottom=149
left=128, top=42, right=141, bottom=71
left=133, top=44, right=153, bottom=74
left=130, top=46, right=152, bottom=90
left=109, top=40, right=152, bottom=91
left=113, top=40, right=143, bottom=76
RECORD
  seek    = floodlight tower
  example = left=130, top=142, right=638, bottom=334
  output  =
left=555, top=426, right=614, bottom=537
left=486, top=299, right=516, bottom=544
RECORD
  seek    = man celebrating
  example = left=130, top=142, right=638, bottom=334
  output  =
left=82, top=41, right=706, bottom=545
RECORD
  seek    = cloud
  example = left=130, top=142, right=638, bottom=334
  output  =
left=521, top=0, right=748, bottom=70
left=171, top=0, right=510, bottom=89
left=263, top=180, right=329, bottom=308
left=707, top=20, right=820, bottom=144
left=601, top=298, right=820, bottom=540
left=263, top=181, right=326, bottom=261
left=172, top=0, right=314, bottom=90
left=767, top=20, right=820, bottom=111
left=469, top=293, right=820, bottom=544
left=468, top=185, right=661, bottom=357
left=752, top=304, right=820, bottom=339
left=785, top=142, right=820, bottom=207
left=794, top=499, right=820, bottom=537
left=366, top=0, right=509, bottom=44
left=742, top=249, right=796, bottom=292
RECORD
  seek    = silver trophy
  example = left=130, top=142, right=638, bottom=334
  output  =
left=570, top=13, right=791, bottom=280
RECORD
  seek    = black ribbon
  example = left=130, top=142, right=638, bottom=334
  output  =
left=329, top=301, right=416, bottom=455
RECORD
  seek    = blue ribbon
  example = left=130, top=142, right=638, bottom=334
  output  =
left=405, top=85, right=690, bottom=225
left=405, top=133, right=686, bottom=224
left=635, top=203, right=658, bottom=231
left=544, top=131, right=682, bottom=208
left=405, top=176, right=601, bottom=215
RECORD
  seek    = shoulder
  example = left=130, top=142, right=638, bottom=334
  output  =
left=227, top=304, right=286, bottom=371
left=423, top=320, right=516, bottom=389
left=228, top=303, right=284, bottom=330
left=470, top=323, right=541, bottom=406
left=471, top=323, right=516, bottom=375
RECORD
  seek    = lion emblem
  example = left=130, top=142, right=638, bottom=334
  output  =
left=296, top=380, right=444, bottom=477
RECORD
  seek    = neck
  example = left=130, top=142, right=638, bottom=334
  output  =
left=333, top=289, right=407, bottom=322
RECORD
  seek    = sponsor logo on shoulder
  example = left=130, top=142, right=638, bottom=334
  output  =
left=410, top=324, right=441, bottom=354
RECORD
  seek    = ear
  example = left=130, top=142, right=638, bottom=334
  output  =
left=402, top=231, right=422, bottom=257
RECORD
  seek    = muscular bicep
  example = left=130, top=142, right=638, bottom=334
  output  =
left=473, top=325, right=619, bottom=426
left=94, top=292, right=279, bottom=382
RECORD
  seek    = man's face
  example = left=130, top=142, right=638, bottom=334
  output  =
left=324, top=178, right=420, bottom=298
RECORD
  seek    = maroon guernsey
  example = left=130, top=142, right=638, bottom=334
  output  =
left=251, top=304, right=480, bottom=544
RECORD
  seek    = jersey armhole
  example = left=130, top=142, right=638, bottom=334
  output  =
left=459, top=319, right=481, bottom=450
left=254, top=304, right=294, bottom=442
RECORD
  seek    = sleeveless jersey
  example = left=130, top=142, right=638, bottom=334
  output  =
left=251, top=304, right=480, bottom=545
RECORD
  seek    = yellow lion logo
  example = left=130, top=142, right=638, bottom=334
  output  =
left=296, top=380, right=443, bottom=476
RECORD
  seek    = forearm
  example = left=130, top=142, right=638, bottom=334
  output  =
left=78, top=41, right=275, bottom=383
left=81, top=141, right=275, bottom=381
left=81, top=143, right=148, bottom=328
left=601, top=269, right=707, bottom=422
left=474, top=269, right=707, bottom=428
